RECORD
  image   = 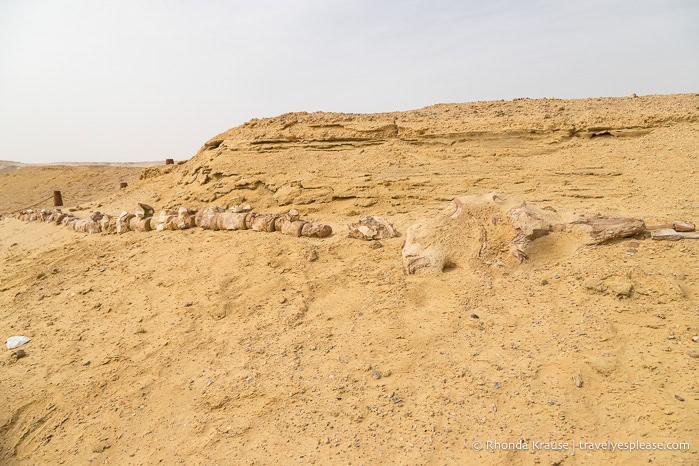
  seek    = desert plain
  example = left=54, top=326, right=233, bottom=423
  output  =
left=0, top=94, right=698, bottom=465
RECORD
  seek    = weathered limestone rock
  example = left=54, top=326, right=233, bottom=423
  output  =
left=274, top=185, right=302, bottom=206
left=672, top=220, right=696, bottom=232
left=348, top=216, right=398, bottom=240
left=651, top=229, right=699, bottom=241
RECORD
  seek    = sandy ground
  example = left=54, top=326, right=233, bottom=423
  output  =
left=0, top=166, right=145, bottom=214
left=1, top=94, right=698, bottom=465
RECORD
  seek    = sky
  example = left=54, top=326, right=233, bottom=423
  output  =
left=0, top=0, right=697, bottom=164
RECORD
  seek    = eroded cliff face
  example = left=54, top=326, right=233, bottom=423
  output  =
left=128, top=94, right=698, bottom=224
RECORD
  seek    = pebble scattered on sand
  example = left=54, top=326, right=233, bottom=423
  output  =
left=6, top=336, right=31, bottom=350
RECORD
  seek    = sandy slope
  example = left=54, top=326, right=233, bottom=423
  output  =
left=0, top=166, right=146, bottom=214
left=0, top=94, right=698, bottom=465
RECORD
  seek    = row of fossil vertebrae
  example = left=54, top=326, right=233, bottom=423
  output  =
left=11, top=204, right=333, bottom=238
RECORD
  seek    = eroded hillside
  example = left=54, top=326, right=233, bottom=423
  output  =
left=1, top=94, right=698, bottom=465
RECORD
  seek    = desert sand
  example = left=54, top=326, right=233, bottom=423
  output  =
left=1, top=94, right=697, bottom=465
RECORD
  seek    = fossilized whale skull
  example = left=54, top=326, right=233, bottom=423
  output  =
left=401, top=193, right=646, bottom=274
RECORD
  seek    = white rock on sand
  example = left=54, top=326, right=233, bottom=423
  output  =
left=6, top=336, right=31, bottom=350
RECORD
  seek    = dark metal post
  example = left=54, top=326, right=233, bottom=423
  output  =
left=53, top=191, right=63, bottom=206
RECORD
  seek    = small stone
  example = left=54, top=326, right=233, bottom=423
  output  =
left=184, top=302, right=193, bottom=307
left=471, top=314, right=479, bottom=319
left=553, top=274, right=560, bottom=279
left=572, top=374, right=583, bottom=388
left=306, top=249, right=319, bottom=262
left=541, top=279, right=549, bottom=286
left=348, top=216, right=398, bottom=240
left=83, top=360, right=91, bottom=366
left=609, top=281, right=633, bottom=297
left=652, top=228, right=699, bottom=241
left=692, top=336, right=698, bottom=343
left=134, top=328, right=146, bottom=334
left=370, top=369, right=382, bottom=380
left=279, top=296, right=287, bottom=304
left=674, top=395, right=685, bottom=402
left=6, top=336, right=31, bottom=350
left=584, top=278, right=604, bottom=291
left=672, top=220, right=696, bottom=232
left=230, top=204, right=253, bottom=213
left=688, top=351, right=699, bottom=359
left=10, top=349, right=27, bottom=362
left=92, top=442, right=111, bottom=453
left=369, top=240, right=383, bottom=249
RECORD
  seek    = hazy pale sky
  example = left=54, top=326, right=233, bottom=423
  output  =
left=1, top=1, right=697, bottom=164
